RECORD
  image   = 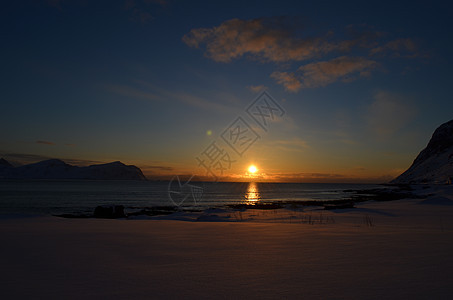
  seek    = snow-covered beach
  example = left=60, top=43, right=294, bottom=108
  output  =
left=2, top=185, right=453, bottom=299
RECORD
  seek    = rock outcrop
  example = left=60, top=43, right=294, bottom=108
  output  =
left=391, top=120, right=453, bottom=184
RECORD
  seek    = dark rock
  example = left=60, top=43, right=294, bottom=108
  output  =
left=54, top=213, right=92, bottom=218
left=412, top=120, right=453, bottom=167
left=127, top=206, right=178, bottom=217
left=324, top=202, right=355, bottom=210
left=93, top=205, right=126, bottom=218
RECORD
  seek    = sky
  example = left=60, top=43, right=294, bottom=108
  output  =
left=1, top=0, right=452, bottom=182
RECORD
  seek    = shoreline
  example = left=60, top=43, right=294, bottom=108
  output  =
left=2, top=196, right=453, bottom=299
left=2, top=185, right=453, bottom=298
left=48, top=184, right=428, bottom=220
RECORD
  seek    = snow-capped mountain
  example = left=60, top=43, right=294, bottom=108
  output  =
left=0, top=159, right=147, bottom=180
left=0, top=158, right=13, bottom=167
left=391, top=119, right=453, bottom=184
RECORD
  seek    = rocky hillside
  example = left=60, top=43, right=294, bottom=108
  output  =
left=391, top=119, right=453, bottom=184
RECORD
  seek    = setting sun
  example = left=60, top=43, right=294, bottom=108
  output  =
left=248, top=165, right=257, bottom=174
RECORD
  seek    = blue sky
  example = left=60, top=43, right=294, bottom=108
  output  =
left=1, top=0, right=452, bottom=182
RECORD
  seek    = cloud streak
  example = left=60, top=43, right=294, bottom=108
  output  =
left=247, top=85, right=268, bottom=93
left=370, top=38, right=419, bottom=58
left=271, top=138, right=309, bottom=151
left=270, top=71, right=302, bottom=92
left=271, top=56, right=377, bottom=92
left=36, top=140, right=55, bottom=145
left=183, top=17, right=346, bottom=63
left=183, top=17, right=420, bottom=91
left=105, top=81, right=236, bottom=113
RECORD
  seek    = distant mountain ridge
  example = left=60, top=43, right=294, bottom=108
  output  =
left=392, top=119, right=453, bottom=184
left=0, top=158, right=13, bottom=167
left=0, top=159, right=147, bottom=180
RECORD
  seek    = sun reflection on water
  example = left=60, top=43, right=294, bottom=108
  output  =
left=245, top=182, right=260, bottom=203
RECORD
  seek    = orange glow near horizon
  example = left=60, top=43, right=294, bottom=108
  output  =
left=248, top=165, right=257, bottom=174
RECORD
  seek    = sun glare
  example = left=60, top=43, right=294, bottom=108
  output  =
left=248, top=165, right=257, bottom=174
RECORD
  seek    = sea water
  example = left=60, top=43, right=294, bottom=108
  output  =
left=0, top=180, right=380, bottom=215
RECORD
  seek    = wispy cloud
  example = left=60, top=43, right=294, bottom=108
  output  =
left=297, top=56, right=377, bottom=87
left=370, top=38, right=419, bottom=58
left=105, top=84, right=161, bottom=102
left=270, top=71, right=302, bottom=92
left=183, top=17, right=347, bottom=63
left=266, top=172, right=347, bottom=183
left=105, top=81, right=236, bottom=113
left=36, top=140, right=55, bottom=145
left=247, top=85, right=268, bottom=93
left=263, top=171, right=392, bottom=183
left=276, top=172, right=345, bottom=178
left=272, top=56, right=377, bottom=91
left=173, top=91, right=236, bottom=112
left=139, top=164, right=175, bottom=176
left=183, top=17, right=421, bottom=92
left=271, top=138, right=309, bottom=151
left=63, top=158, right=104, bottom=166
left=143, top=165, right=173, bottom=171
left=35, top=140, right=76, bottom=147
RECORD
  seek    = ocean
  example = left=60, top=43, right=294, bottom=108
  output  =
left=0, top=180, right=381, bottom=216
